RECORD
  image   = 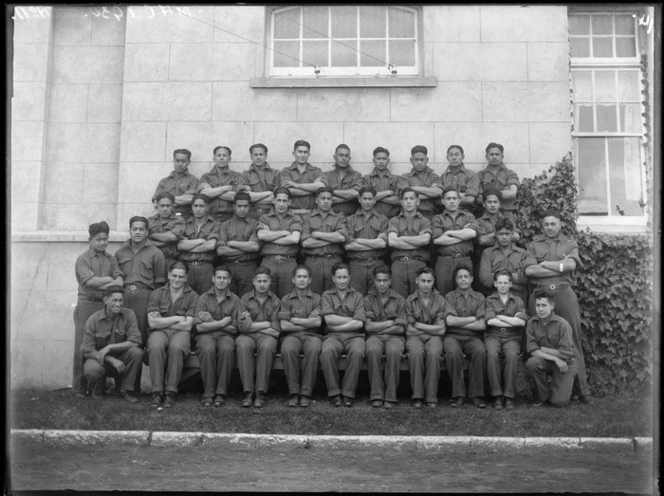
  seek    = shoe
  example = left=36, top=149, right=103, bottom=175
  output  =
left=412, top=399, right=423, bottom=409
left=531, top=399, right=550, bottom=407
left=91, top=385, right=105, bottom=399
left=426, top=402, right=437, bottom=408
left=332, top=395, right=342, bottom=407
left=163, top=392, right=175, bottom=408
left=504, top=398, right=515, bottom=410
left=384, top=401, right=396, bottom=409
left=449, top=397, right=464, bottom=408
left=343, top=396, right=353, bottom=408
left=242, top=392, right=254, bottom=408
left=150, top=393, right=162, bottom=409
left=471, top=398, right=487, bottom=409
left=371, top=400, right=383, bottom=408
left=201, top=397, right=213, bottom=407
left=492, top=397, right=503, bottom=410
left=254, top=392, right=267, bottom=408
left=213, top=395, right=226, bottom=407
left=287, top=394, right=300, bottom=408
left=122, top=391, right=139, bottom=404
left=578, top=395, right=593, bottom=405
left=299, top=396, right=312, bottom=408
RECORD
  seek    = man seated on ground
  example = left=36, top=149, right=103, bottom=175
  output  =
left=525, top=288, right=577, bottom=407
left=277, top=140, right=325, bottom=216
left=278, top=264, right=323, bottom=408
left=320, top=262, right=366, bottom=408
left=405, top=266, right=447, bottom=409
left=365, top=265, right=407, bottom=409
left=146, top=261, right=199, bottom=409
left=148, top=193, right=186, bottom=269
left=194, top=265, right=240, bottom=407
left=80, top=286, right=143, bottom=403
left=484, top=269, right=528, bottom=411
left=236, top=267, right=281, bottom=410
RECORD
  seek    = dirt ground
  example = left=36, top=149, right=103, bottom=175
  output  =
left=8, top=439, right=655, bottom=493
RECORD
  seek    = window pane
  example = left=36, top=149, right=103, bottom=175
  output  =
left=592, top=37, right=613, bottom=57
left=595, top=71, right=616, bottom=100
left=569, top=14, right=590, bottom=35
left=596, top=105, right=617, bottom=131
left=303, top=6, right=328, bottom=39
left=360, top=6, right=385, bottom=38
left=331, top=6, right=357, bottom=38
left=615, top=15, right=635, bottom=35
left=592, top=15, right=613, bottom=35
left=274, top=9, right=300, bottom=39
left=388, top=40, right=415, bottom=66
left=576, top=105, right=595, bottom=132
left=577, top=138, right=608, bottom=214
left=360, top=40, right=386, bottom=67
left=331, top=40, right=357, bottom=67
left=619, top=103, right=642, bottom=133
left=618, top=71, right=640, bottom=100
left=274, top=41, right=300, bottom=67
left=302, top=40, right=328, bottom=67
left=616, top=37, right=636, bottom=57
left=572, top=71, right=593, bottom=100
left=388, top=7, right=415, bottom=38
left=608, top=138, right=643, bottom=215
left=571, top=38, right=590, bottom=58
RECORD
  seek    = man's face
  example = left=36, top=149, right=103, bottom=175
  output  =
left=157, top=198, right=174, bottom=219
left=332, top=268, right=351, bottom=291
left=316, top=192, right=333, bottom=212
left=410, top=152, right=428, bottom=173
left=213, top=270, right=231, bottom=291
left=214, top=148, right=231, bottom=167
left=253, top=273, right=271, bottom=294
left=373, top=272, right=391, bottom=295
left=359, top=192, right=376, bottom=212
left=273, top=193, right=291, bottom=214
left=455, top=269, right=473, bottom=290
left=496, top=228, right=513, bottom=248
left=442, top=191, right=460, bottom=212
left=535, top=297, right=554, bottom=319
left=401, top=192, right=419, bottom=213
left=483, top=195, right=501, bottom=215
left=373, top=152, right=390, bottom=171
left=416, top=272, right=435, bottom=294
left=292, top=268, right=311, bottom=290
left=486, top=147, right=504, bottom=167
left=169, top=268, right=187, bottom=289
left=90, top=232, right=109, bottom=253
left=192, top=199, right=207, bottom=219
left=447, top=148, right=464, bottom=167
left=251, top=147, right=267, bottom=167
left=333, top=148, right=351, bottom=168
left=542, top=216, right=562, bottom=238
left=234, top=200, right=250, bottom=219
left=293, top=146, right=310, bottom=165
left=494, top=275, right=512, bottom=295
left=130, top=221, right=148, bottom=244
left=104, top=292, right=124, bottom=316
left=173, top=153, right=190, bottom=174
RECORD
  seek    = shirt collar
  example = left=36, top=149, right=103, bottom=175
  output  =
left=249, top=163, right=272, bottom=173
left=444, top=164, right=467, bottom=174
left=408, top=166, right=433, bottom=178
left=370, top=167, right=392, bottom=178
left=287, top=161, right=314, bottom=171
left=169, top=169, right=190, bottom=179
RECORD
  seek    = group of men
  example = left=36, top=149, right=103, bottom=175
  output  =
left=73, top=140, right=591, bottom=411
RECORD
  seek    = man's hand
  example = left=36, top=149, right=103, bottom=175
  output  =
left=280, top=179, right=295, bottom=188
left=555, top=358, right=568, bottom=373
left=309, top=309, right=320, bottom=318
left=96, top=346, right=111, bottom=365
left=259, top=328, right=279, bottom=338
left=198, top=311, right=213, bottom=323
left=105, top=356, right=126, bottom=373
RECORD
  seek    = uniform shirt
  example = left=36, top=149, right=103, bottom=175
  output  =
left=237, top=163, right=280, bottom=197
left=216, top=215, right=261, bottom=263
left=80, top=307, right=141, bottom=355
left=431, top=210, right=478, bottom=256
left=362, top=168, right=400, bottom=218
left=238, top=289, right=282, bottom=333
left=198, top=165, right=242, bottom=216
left=386, top=211, right=433, bottom=261
left=277, top=162, right=323, bottom=211
left=179, top=215, right=219, bottom=263
left=475, top=212, right=503, bottom=239
left=365, top=288, right=407, bottom=328
left=257, top=211, right=303, bottom=257
left=321, top=286, right=366, bottom=335
left=75, top=248, right=123, bottom=300
left=405, top=289, right=447, bottom=326
left=396, top=167, right=442, bottom=216
left=444, top=288, right=486, bottom=335
left=148, top=213, right=186, bottom=260
left=477, top=164, right=519, bottom=212
left=525, top=312, right=575, bottom=362
left=321, top=166, right=363, bottom=216
left=193, top=287, right=240, bottom=333
left=301, top=209, right=349, bottom=257
left=436, top=164, right=480, bottom=203
left=525, top=233, right=583, bottom=286
left=478, top=244, right=536, bottom=294
left=147, top=283, right=199, bottom=322
left=114, top=241, right=167, bottom=289
left=345, top=209, right=389, bottom=261
left=484, top=292, right=528, bottom=331
left=278, top=289, right=323, bottom=336
left=152, top=170, right=200, bottom=216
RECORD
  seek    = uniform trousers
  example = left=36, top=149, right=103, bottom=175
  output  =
left=485, top=332, right=522, bottom=398
left=72, top=298, right=104, bottom=393
left=443, top=332, right=486, bottom=399
left=123, top=286, right=152, bottom=392
left=435, top=255, right=473, bottom=296
left=366, top=335, right=405, bottom=403
left=528, top=287, right=589, bottom=397
left=186, top=262, right=214, bottom=296
left=406, top=334, right=443, bottom=403
left=226, top=262, right=258, bottom=298
left=305, top=256, right=340, bottom=295
left=280, top=332, right=323, bottom=396
left=320, top=332, right=365, bottom=398
left=195, top=331, right=235, bottom=398
left=83, top=347, right=143, bottom=393
left=147, top=328, right=191, bottom=394
left=261, top=258, right=296, bottom=299
left=349, top=259, right=381, bottom=294
left=526, top=355, right=577, bottom=407
left=236, top=333, right=277, bottom=394
left=391, top=259, right=427, bottom=299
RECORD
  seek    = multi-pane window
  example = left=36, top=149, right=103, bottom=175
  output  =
left=570, top=12, right=646, bottom=216
left=270, top=6, right=419, bottom=76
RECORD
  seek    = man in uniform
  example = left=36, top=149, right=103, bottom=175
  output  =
left=198, top=145, right=242, bottom=223
left=476, top=143, right=519, bottom=218
left=396, top=145, right=442, bottom=220
left=194, top=265, right=240, bottom=407
left=436, top=145, right=479, bottom=214
left=278, top=264, right=323, bottom=408
left=344, top=187, right=389, bottom=294
left=215, top=191, right=261, bottom=298
left=148, top=193, right=185, bottom=269
left=524, top=210, right=591, bottom=404
left=301, top=187, right=349, bottom=295
left=152, top=148, right=199, bottom=218
left=277, top=140, right=325, bottom=216
left=80, top=286, right=143, bottom=403
left=256, top=187, right=302, bottom=298
left=146, top=261, right=199, bottom=408
left=365, top=265, right=407, bottom=409
left=361, top=147, right=401, bottom=219
left=387, top=188, right=433, bottom=299
left=73, top=221, right=124, bottom=397
left=320, top=144, right=362, bottom=216
left=237, top=143, right=280, bottom=220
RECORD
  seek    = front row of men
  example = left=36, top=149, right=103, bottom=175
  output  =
left=81, top=261, right=578, bottom=410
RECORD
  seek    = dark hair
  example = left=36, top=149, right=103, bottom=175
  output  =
left=155, top=192, right=175, bottom=204
left=358, top=186, right=377, bottom=198
left=334, top=144, right=350, bottom=154
left=213, top=145, right=232, bottom=157
left=493, top=269, right=512, bottom=282
left=249, top=143, right=268, bottom=154
left=88, top=221, right=110, bottom=238
left=169, top=260, right=189, bottom=274
left=173, top=149, right=192, bottom=160
left=453, top=265, right=473, bottom=280
left=254, top=266, right=272, bottom=279
left=399, top=187, right=418, bottom=199
left=482, top=188, right=502, bottom=202
left=373, top=146, right=390, bottom=157
left=541, top=209, right=562, bottom=221
left=485, top=142, right=504, bottom=154
left=292, top=264, right=312, bottom=277
left=495, top=217, right=515, bottom=232
left=442, top=187, right=459, bottom=199
left=233, top=191, right=251, bottom=204
left=447, top=144, right=465, bottom=155
left=293, top=140, right=311, bottom=151
left=411, top=145, right=428, bottom=156
left=316, top=187, right=335, bottom=198
left=104, top=285, right=124, bottom=297
left=214, top=265, right=231, bottom=277
left=331, top=262, right=350, bottom=277
left=273, top=187, right=292, bottom=199
left=532, top=288, right=555, bottom=304
left=372, top=265, right=392, bottom=278
left=192, top=193, right=209, bottom=205
left=416, top=266, right=435, bottom=278
left=129, top=216, right=149, bottom=229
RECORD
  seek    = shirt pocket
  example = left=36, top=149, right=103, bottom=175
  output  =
left=139, top=258, right=154, bottom=281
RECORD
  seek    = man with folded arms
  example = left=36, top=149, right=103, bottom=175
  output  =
left=148, top=193, right=186, bottom=270
left=277, top=140, right=325, bottom=216
left=320, top=144, right=362, bottom=216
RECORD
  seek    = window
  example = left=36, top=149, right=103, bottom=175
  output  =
left=570, top=12, right=647, bottom=217
left=269, top=6, right=419, bottom=77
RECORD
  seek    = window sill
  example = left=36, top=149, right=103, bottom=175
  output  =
left=577, top=215, right=648, bottom=234
left=250, top=76, right=438, bottom=88
left=12, top=231, right=128, bottom=243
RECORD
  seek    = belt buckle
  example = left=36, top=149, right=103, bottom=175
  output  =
left=130, top=285, right=137, bottom=291
left=500, top=327, right=507, bottom=333
left=275, top=255, right=285, bottom=261
left=549, top=284, right=556, bottom=290
left=402, top=256, right=409, bottom=261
